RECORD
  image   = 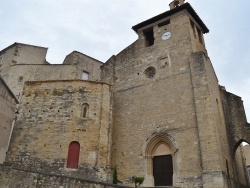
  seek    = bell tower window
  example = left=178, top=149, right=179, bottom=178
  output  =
left=174, top=1, right=180, bottom=7
left=144, top=28, right=154, bottom=47
left=197, top=28, right=204, bottom=45
left=190, top=20, right=197, bottom=38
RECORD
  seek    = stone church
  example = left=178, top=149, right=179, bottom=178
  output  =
left=0, top=0, right=249, bottom=187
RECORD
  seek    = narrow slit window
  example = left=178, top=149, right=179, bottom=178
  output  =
left=144, top=28, right=154, bottom=47
left=190, top=20, right=196, bottom=38
left=82, top=103, right=89, bottom=118
left=197, top=27, right=203, bottom=45
left=226, top=160, right=230, bottom=178
left=83, top=106, right=87, bottom=118
left=226, top=159, right=232, bottom=187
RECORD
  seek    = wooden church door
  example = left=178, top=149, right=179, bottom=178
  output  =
left=153, top=155, right=173, bottom=186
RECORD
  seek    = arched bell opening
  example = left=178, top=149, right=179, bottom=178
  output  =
left=143, top=134, right=178, bottom=187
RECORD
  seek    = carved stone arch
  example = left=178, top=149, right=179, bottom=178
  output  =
left=231, top=138, right=250, bottom=187
left=143, top=133, right=178, bottom=156
left=143, top=133, right=178, bottom=186
left=233, top=138, right=250, bottom=155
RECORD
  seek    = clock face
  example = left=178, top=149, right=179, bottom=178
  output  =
left=162, top=31, right=171, bottom=40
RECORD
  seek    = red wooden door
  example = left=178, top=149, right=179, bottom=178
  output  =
left=67, top=142, right=80, bottom=169
left=153, top=155, right=173, bottom=186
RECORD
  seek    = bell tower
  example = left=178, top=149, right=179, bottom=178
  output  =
left=131, top=0, right=209, bottom=57
left=102, top=1, right=233, bottom=187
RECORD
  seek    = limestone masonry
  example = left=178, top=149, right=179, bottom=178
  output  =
left=0, top=0, right=249, bottom=187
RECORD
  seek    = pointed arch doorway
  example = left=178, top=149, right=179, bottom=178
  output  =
left=144, top=134, right=177, bottom=187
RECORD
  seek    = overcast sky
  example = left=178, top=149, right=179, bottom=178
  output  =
left=0, top=0, right=250, bottom=121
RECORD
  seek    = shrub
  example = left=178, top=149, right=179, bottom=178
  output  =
left=113, top=166, right=118, bottom=184
left=132, top=176, right=144, bottom=187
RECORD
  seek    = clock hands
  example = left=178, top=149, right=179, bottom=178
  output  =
left=162, top=31, right=171, bottom=40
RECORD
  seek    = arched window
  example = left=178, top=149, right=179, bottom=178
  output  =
left=82, top=103, right=89, bottom=118
left=83, top=106, right=87, bottom=118
left=66, top=141, right=80, bottom=169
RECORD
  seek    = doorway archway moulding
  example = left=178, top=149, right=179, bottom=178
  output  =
left=142, top=132, right=178, bottom=187
left=143, top=132, right=178, bottom=156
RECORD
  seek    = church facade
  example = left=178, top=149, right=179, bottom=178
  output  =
left=0, top=0, right=249, bottom=187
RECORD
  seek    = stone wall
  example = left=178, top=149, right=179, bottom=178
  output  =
left=63, top=51, right=103, bottom=81
left=1, top=64, right=76, bottom=97
left=243, top=145, right=250, bottom=166
left=235, top=145, right=248, bottom=186
left=0, top=45, right=16, bottom=72
left=220, top=88, right=250, bottom=187
left=243, top=145, right=250, bottom=182
left=5, top=80, right=112, bottom=181
left=189, top=51, right=240, bottom=187
left=220, top=89, right=250, bottom=149
left=0, top=43, right=48, bottom=67
left=0, top=77, right=18, bottom=164
left=0, top=43, right=103, bottom=98
left=11, top=43, right=48, bottom=65
left=202, top=56, right=233, bottom=186
left=0, top=165, right=130, bottom=188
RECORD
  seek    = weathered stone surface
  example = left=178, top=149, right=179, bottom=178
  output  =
left=101, top=5, right=249, bottom=188
left=0, top=76, right=18, bottom=164
left=0, top=43, right=103, bottom=98
left=5, top=80, right=112, bottom=181
left=0, top=165, right=130, bottom=188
